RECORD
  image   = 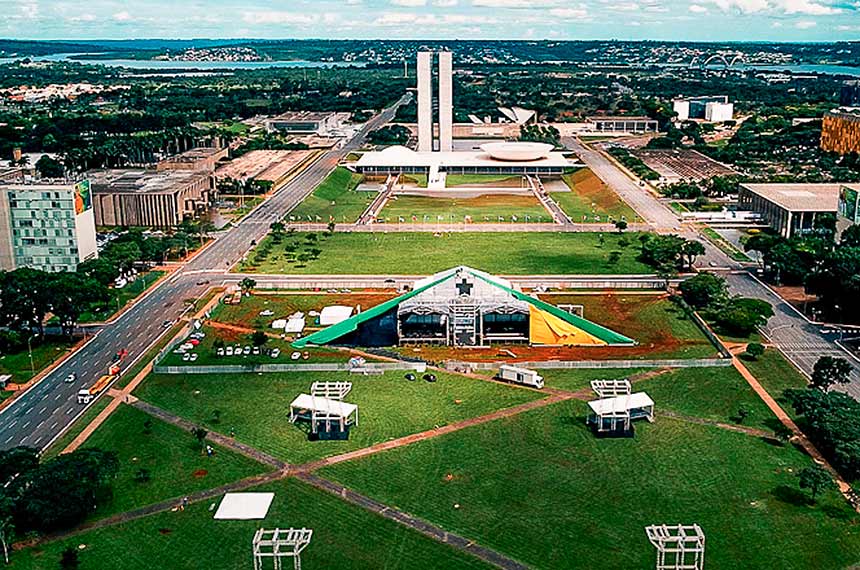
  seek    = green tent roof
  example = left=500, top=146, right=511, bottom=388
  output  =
left=292, top=267, right=635, bottom=348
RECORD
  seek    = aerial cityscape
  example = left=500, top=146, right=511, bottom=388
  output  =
left=0, top=3, right=859, bottom=569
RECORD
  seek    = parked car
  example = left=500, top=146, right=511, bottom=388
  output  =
left=252, top=347, right=261, bottom=355
left=182, top=353, right=191, bottom=362
left=243, top=346, right=251, bottom=355
left=216, top=347, right=225, bottom=356
left=190, top=353, right=198, bottom=362
left=259, top=310, right=274, bottom=317
left=225, top=347, right=234, bottom=356
left=270, top=348, right=281, bottom=358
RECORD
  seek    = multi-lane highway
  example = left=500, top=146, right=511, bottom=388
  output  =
left=0, top=94, right=409, bottom=452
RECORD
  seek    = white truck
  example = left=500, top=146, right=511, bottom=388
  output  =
left=497, top=364, right=544, bottom=389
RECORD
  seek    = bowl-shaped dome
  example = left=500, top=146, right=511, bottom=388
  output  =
left=480, top=142, right=553, bottom=161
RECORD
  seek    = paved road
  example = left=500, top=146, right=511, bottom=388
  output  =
left=726, top=273, right=860, bottom=398
left=0, top=95, right=408, bottom=452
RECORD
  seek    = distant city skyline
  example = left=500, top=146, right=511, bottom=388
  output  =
left=0, top=0, right=854, bottom=42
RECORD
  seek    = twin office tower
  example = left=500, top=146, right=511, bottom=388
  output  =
left=417, top=50, right=453, bottom=153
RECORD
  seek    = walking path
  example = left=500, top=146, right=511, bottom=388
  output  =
left=297, top=472, right=529, bottom=570
left=732, top=356, right=860, bottom=510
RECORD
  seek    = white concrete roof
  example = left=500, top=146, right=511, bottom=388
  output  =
left=355, top=146, right=570, bottom=169
left=588, top=392, right=654, bottom=416
left=214, top=493, right=274, bottom=520
left=741, top=183, right=843, bottom=212
left=319, top=305, right=354, bottom=325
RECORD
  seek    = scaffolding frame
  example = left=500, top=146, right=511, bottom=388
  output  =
left=252, top=528, right=313, bottom=570
left=310, top=381, right=352, bottom=401
left=590, top=379, right=631, bottom=398
left=645, top=524, right=705, bottom=570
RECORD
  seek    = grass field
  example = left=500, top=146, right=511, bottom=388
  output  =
left=403, top=173, right=521, bottom=188
left=135, top=370, right=544, bottom=465
left=322, top=398, right=860, bottom=570
left=555, top=169, right=638, bottom=223
left=537, top=367, right=650, bottom=392
left=290, top=167, right=372, bottom=223
left=380, top=193, right=550, bottom=223
left=239, top=232, right=654, bottom=275
left=41, top=397, right=113, bottom=460
left=743, top=348, right=809, bottom=419
left=8, top=479, right=492, bottom=570
left=85, top=405, right=268, bottom=519
left=0, top=338, right=76, bottom=383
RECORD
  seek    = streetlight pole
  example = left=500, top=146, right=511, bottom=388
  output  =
left=27, top=335, right=35, bottom=377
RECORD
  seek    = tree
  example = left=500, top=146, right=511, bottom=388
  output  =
left=614, top=220, right=628, bottom=233
left=713, top=297, right=774, bottom=337
left=798, top=465, right=833, bottom=502
left=678, top=273, right=727, bottom=309
left=0, top=446, right=39, bottom=485
left=745, top=342, right=765, bottom=360
left=143, top=419, right=153, bottom=435
left=639, top=234, right=686, bottom=272
left=59, top=547, right=79, bottom=570
left=841, top=224, right=860, bottom=248
left=811, top=356, right=852, bottom=392
left=680, top=240, right=706, bottom=270
left=134, top=468, right=151, bottom=484
left=735, top=406, right=750, bottom=424
left=12, top=449, right=119, bottom=532
left=0, top=492, right=13, bottom=564
left=251, top=330, right=268, bottom=347
left=239, top=277, right=256, bottom=295
left=191, top=427, right=208, bottom=450
left=35, top=155, right=64, bottom=178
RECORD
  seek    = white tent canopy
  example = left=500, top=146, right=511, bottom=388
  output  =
left=289, top=393, right=359, bottom=433
left=214, top=492, right=275, bottom=520
left=588, top=392, right=654, bottom=419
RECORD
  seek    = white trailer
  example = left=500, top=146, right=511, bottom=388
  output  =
left=497, top=364, right=544, bottom=389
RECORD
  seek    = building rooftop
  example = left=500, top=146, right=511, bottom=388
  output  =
left=268, top=111, right=336, bottom=122
left=159, top=147, right=224, bottom=164
left=587, top=116, right=657, bottom=122
left=87, top=169, right=210, bottom=194
left=740, top=183, right=851, bottom=212
left=354, top=146, right=571, bottom=169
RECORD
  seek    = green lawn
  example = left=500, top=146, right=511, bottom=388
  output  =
left=85, top=405, right=268, bottom=519
left=291, top=167, right=372, bottom=223
left=380, top=194, right=550, bottom=224
left=555, top=169, right=638, bottom=223
left=322, top=400, right=860, bottom=570
left=135, top=370, right=544, bottom=465
left=239, top=232, right=654, bottom=275
left=639, top=366, right=776, bottom=431
left=445, top=174, right=522, bottom=187
left=8, top=479, right=492, bottom=570
left=742, top=348, right=809, bottom=419
left=41, top=397, right=113, bottom=460
left=0, top=338, right=75, bottom=383
left=79, top=271, right=165, bottom=323
left=538, top=367, right=651, bottom=393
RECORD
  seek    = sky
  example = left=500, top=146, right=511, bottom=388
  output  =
left=0, top=0, right=858, bottom=42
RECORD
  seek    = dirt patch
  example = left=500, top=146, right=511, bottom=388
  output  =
left=562, top=169, right=624, bottom=211
left=158, top=528, right=172, bottom=535
left=192, top=469, right=209, bottom=478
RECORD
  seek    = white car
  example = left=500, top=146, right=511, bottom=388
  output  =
left=259, top=310, right=274, bottom=317
left=64, top=373, right=77, bottom=383
left=216, top=347, right=225, bottom=356
left=190, top=353, right=199, bottom=362
left=225, top=346, right=234, bottom=356
left=270, top=348, right=281, bottom=358
left=252, top=347, right=261, bottom=355
left=243, top=346, right=251, bottom=355
left=182, top=353, right=192, bottom=362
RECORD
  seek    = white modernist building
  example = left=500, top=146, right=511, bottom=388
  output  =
left=416, top=50, right=453, bottom=152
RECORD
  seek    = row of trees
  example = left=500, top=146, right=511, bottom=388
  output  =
left=0, top=447, right=119, bottom=562
left=638, top=234, right=705, bottom=275
left=677, top=272, right=775, bottom=336
left=745, top=222, right=860, bottom=322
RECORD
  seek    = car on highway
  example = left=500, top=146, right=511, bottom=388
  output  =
left=64, top=373, right=77, bottom=383
left=196, top=279, right=210, bottom=286
left=162, top=320, right=174, bottom=328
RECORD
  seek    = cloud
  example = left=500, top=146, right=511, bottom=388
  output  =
left=241, top=11, right=317, bottom=24
left=434, top=0, right=459, bottom=5
left=794, top=18, right=817, bottom=26
left=67, top=13, right=96, bottom=22
left=374, top=11, right=495, bottom=25
left=689, top=4, right=709, bottom=11
left=391, top=0, right=427, bottom=5
left=471, top=0, right=564, bottom=7
left=779, top=0, right=840, bottom=14
left=112, top=11, right=132, bottom=21
left=709, top=0, right=769, bottom=13
left=548, top=7, right=589, bottom=19
left=345, top=0, right=363, bottom=4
